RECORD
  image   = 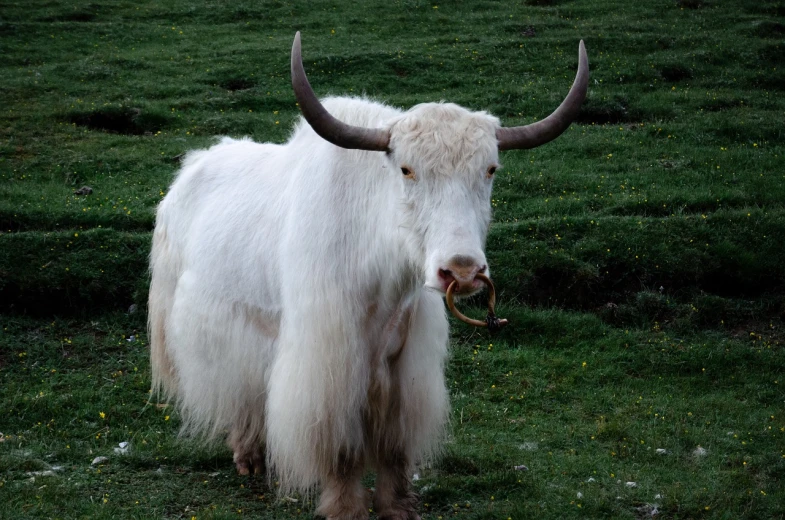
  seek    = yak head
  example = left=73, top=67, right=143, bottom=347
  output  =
left=290, top=32, right=588, bottom=296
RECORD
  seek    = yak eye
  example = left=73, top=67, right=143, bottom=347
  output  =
left=487, top=166, right=497, bottom=177
left=401, top=166, right=415, bottom=180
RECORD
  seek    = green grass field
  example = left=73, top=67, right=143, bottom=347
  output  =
left=1, top=0, right=784, bottom=518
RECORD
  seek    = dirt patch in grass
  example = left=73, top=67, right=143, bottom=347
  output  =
left=67, top=107, right=170, bottom=135
left=751, top=21, right=785, bottom=38
left=576, top=96, right=641, bottom=124
left=676, top=0, right=705, bottom=8
left=0, top=230, right=151, bottom=317
left=700, top=97, right=745, bottom=112
left=656, top=37, right=677, bottom=49
left=36, top=3, right=115, bottom=22
left=515, top=259, right=784, bottom=311
left=219, top=78, right=256, bottom=91
left=0, top=209, right=154, bottom=233
left=749, top=69, right=785, bottom=91
left=660, top=64, right=693, bottom=82
left=750, top=2, right=785, bottom=17
left=41, top=9, right=99, bottom=22
left=524, top=0, right=559, bottom=6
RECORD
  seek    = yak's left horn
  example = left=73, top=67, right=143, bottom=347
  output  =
left=496, top=40, right=589, bottom=151
left=291, top=32, right=391, bottom=151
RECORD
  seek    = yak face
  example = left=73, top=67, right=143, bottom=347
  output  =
left=290, top=31, right=588, bottom=294
left=385, top=103, right=500, bottom=296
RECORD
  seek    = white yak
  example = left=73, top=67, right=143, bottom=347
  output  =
left=149, top=32, right=588, bottom=520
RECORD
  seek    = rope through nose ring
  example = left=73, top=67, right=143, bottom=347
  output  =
left=445, top=273, right=509, bottom=335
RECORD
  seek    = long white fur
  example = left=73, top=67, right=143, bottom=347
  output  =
left=149, top=96, right=500, bottom=495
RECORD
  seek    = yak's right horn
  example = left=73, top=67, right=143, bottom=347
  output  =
left=291, top=32, right=391, bottom=152
left=496, top=40, right=589, bottom=151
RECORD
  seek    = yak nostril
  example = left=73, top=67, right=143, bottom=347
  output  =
left=478, top=265, right=487, bottom=274
left=438, top=268, right=454, bottom=281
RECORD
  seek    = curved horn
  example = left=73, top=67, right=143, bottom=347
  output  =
left=291, top=32, right=390, bottom=151
left=496, top=40, right=589, bottom=151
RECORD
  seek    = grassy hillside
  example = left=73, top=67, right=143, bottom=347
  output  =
left=1, top=0, right=784, bottom=518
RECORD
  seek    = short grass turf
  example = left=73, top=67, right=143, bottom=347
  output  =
left=2, top=0, right=785, bottom=518
left=1, top=312, right=783, bottom=519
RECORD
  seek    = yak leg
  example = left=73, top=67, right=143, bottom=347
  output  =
left=373, top=451, right=419, bottom=520
left=228, top=425, right=265, bottom=476
left=373, top=289, right=448, bottom=520
left=228, top=395, right=267, bottom=476
left=316, top=453, right=369, bottom=520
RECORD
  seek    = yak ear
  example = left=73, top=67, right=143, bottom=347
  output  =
left=291, top=32, right=391, bottom=152
left=496, top=40, right=589, bottom=151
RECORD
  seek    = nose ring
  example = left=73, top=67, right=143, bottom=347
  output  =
left=445, top=273, right=509, bottom=335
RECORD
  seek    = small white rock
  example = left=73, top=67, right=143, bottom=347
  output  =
left=113, top=442, right=130, bottom=455
left=693, top=446, right=707, bottom=457
left=576, top=492, right=583, bottom=499
left=25, top=470, right=56, bottom=477
left=514, top=464, right=529, bottom=471
left=654, top=493, right=663, bottom=500
left=412, top=473, right=420, bottom=481
left=636, top=504, right=659, bottom=517
left=91, top=456, right=109, bottom=466
left=655, top=448, right=668, bottom=455
left=625, top=481, right=638, bottom=488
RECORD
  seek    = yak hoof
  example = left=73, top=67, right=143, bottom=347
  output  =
left=232, top=446, right=265, bottom=476
left=377, top=511, right=420, bottom=520
left=326, top=513, right=369, bottom=520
